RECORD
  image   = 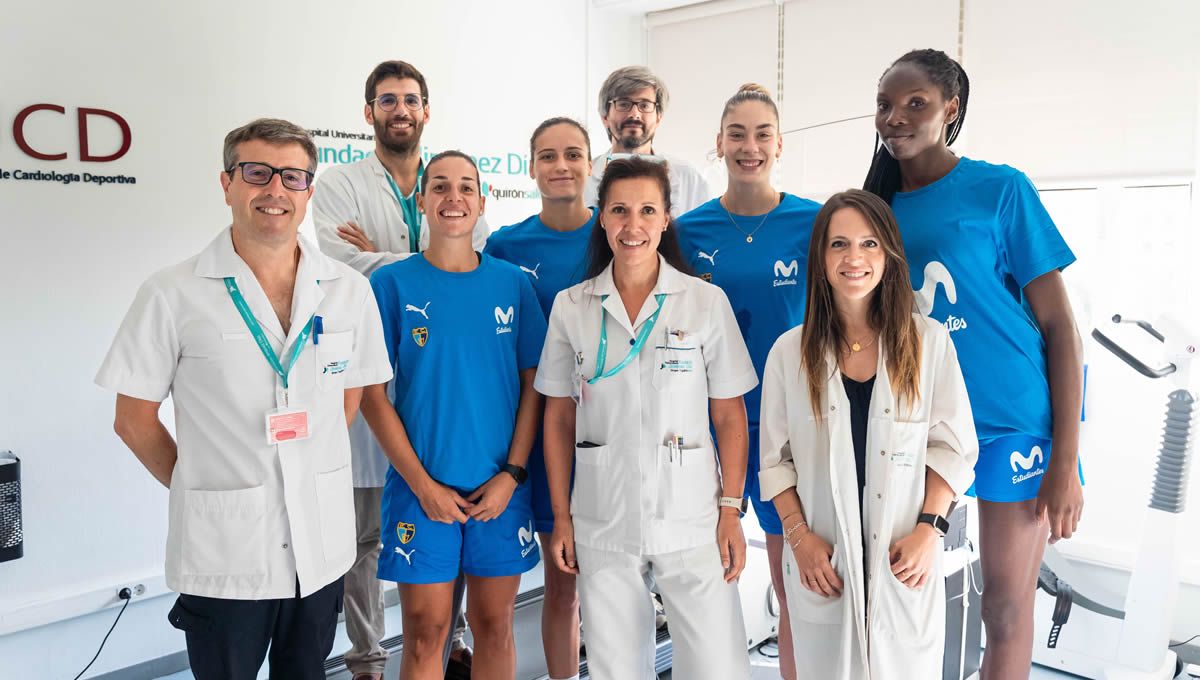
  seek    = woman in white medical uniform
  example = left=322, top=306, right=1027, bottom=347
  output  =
left=759, top=189, right=978, bottom=679
left=536, top=157, right=758, bottom=680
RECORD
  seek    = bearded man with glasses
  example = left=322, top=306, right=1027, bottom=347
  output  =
left=583, top=65, right=711, bottom=217
left=96, top=118, right=392, bottom=680
left=311, top=60, right=485, bottom=680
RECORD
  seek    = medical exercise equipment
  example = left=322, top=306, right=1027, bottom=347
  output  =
left=1033, top=314, right=1197, bottom=679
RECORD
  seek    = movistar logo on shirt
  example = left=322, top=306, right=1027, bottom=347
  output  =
left=773, top=259, right=799, bottom=287
left=495, top=305, right=514, bottom=334
left=914, top=261, right=968, bottom=333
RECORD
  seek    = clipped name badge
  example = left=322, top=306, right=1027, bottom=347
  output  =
left=265, top=407, right=311, bottom=445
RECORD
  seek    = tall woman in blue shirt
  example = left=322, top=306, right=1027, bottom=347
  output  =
left=485, top=117, right=596, bottom=680
left=864, top=49, right=1084, bottom=677
left=676, top=83, right=821, bottom=680
left=362, top=151, right=547, bottom=680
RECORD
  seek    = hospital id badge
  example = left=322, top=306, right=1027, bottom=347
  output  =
left=265, top=407, right=311, bottom=445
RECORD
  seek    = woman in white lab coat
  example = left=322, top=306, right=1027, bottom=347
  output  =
left=535, top=157, right=759, bottom=680
left=758, top=189, right=979, bottom=679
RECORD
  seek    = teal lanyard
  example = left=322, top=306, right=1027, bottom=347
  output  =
left=383, top=163, right=425, bottom=254
left=224, top=277, right=314, bottom=390
left=587, top=294, right=666, bottom=385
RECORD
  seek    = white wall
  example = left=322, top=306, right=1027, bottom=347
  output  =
left=648, top=0, right=1200, bottom=641
left=0, top=2, right=643, bottom=677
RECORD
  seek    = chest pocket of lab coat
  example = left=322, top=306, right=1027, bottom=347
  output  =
left=316, top=331, right=354, bottom=391
left=651, top=339, right=703, bottom=393
left=883, top=419, right=928, bottom=478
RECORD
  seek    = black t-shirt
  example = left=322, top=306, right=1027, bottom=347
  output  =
left=842, top=373, right=877, bottom=514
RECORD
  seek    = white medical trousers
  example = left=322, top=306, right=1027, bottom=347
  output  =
left=575, top=542, right=750, bottom=680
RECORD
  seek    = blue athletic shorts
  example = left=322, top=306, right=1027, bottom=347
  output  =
left=746, top=423, right=782, bottom=535
left=967, top=434, right=1084, bottom=502
left=377, top=477, right=541, bottom=584
left=528, top=435, right=574, bottom=535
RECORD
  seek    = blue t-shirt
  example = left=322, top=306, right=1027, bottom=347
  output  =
left=370, top=253, right=547, bottom=489
left=676, top=193, right=821, bottom=423
left=484, top=210, right=595, bottom=317
left=890, top=157, right=1076, bottom=444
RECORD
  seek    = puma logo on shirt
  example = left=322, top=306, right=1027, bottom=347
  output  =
left=405, top=301, right=431, bottom=319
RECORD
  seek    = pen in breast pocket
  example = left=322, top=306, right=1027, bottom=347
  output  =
left=312, top=315, right=324, bottom=344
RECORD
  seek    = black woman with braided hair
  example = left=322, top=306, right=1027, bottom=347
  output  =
left=865, top=48, right=1085, bottom=679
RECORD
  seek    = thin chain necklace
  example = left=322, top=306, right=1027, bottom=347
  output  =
left=721, top=194, right=779, bottom=243
left=841, top=334, right=878, bottom=355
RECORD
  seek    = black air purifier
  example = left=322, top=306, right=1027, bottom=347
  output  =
left=0, top=451, right=22, bottom=563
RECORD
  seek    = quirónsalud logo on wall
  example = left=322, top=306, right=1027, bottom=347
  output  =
left=0, top=103, right=137, bottom=187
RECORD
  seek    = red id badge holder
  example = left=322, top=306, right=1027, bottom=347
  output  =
left=265, top=383, right=311, bottom=445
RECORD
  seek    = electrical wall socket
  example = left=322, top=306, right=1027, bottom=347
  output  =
left=118, top=584, right=146, bottom=598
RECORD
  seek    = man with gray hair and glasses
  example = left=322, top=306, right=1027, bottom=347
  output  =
left=97, top=118, right=391, bottom=680
left=584, top=65, right=711, bottom=216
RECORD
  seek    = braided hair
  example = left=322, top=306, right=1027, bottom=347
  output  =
left=863, top=49, right=970, bottom=204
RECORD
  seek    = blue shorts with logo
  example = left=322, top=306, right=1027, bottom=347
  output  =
left=967, top=434, right=1084, bottom=502
left=378, top=476, right=541, bottom=584
left=746, top=423, right=783, bottom=535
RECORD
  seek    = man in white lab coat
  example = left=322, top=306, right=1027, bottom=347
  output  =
left=310, top=60, right=487, bottom=680
left=97, top=118, right=392, bottom=680
left=584, top=65, right=711, bottom=217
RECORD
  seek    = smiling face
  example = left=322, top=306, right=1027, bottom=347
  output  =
left=717, top=100, right=781, bottom=185
left=221, top=139, right=313, bottom=246
left=599, top=176, right=669, bottom=269
left=875, top=61, right=959, bottom=162
left=530, top=123, right=591, bottom=202
left=601, top=86, right=661, bottom=152
left=824, top=206, right=886, bottom=307
left=366, top=76, right=429, bottom=155
left=419, top=155, right=484, bottom=240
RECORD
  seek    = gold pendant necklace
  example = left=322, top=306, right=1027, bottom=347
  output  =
left=843, top=334, right=878, bottom=355
left=721, top=194, right=778, bottom=243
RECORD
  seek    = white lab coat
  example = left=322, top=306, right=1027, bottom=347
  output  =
left=535, top=256, right=757, bottom=679
left=585, top=152, right=711, bottom=218
left=758, top=315, right=978, bottom=680
left=312, top=154, right=490, bottom=487
left=96, top=228, right=393, bottom=599
left=534, top=256, right=758, bottom=553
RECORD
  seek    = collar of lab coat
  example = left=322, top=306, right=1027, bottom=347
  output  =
left=193, top=226, right=343, bottom=343
left=589, top=254, right=687, bottom=336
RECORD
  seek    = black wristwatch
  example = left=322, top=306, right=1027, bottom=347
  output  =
left=501, top=463, right=528, bottom=485
left=917, top=513, right=950, bottom=537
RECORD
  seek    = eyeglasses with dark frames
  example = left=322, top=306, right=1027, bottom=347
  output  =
left=608, top=98, right=658, bottom=114
left=369, top=92, right=427, bottom=113
left=226, top=162, right=314, bottom=191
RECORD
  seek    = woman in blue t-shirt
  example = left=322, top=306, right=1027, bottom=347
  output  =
left=362, top=150, right=547, bottom=680
left=864, top=49, right=1085, bottom=677
left=676, top=83, right=821, bottom=680
left=485, top=117, right=597, bottom=680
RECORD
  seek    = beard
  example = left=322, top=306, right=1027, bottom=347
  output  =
left=614, top=122, right=653, bottom=151
left=374, top=114, right=424, bottom=156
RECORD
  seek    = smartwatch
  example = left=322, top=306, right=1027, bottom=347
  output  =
left=501, top=463, right=528, bottom=485
left=917, top=512, right=950, bottom=537
left=718, top=496, right=748, bottom=516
